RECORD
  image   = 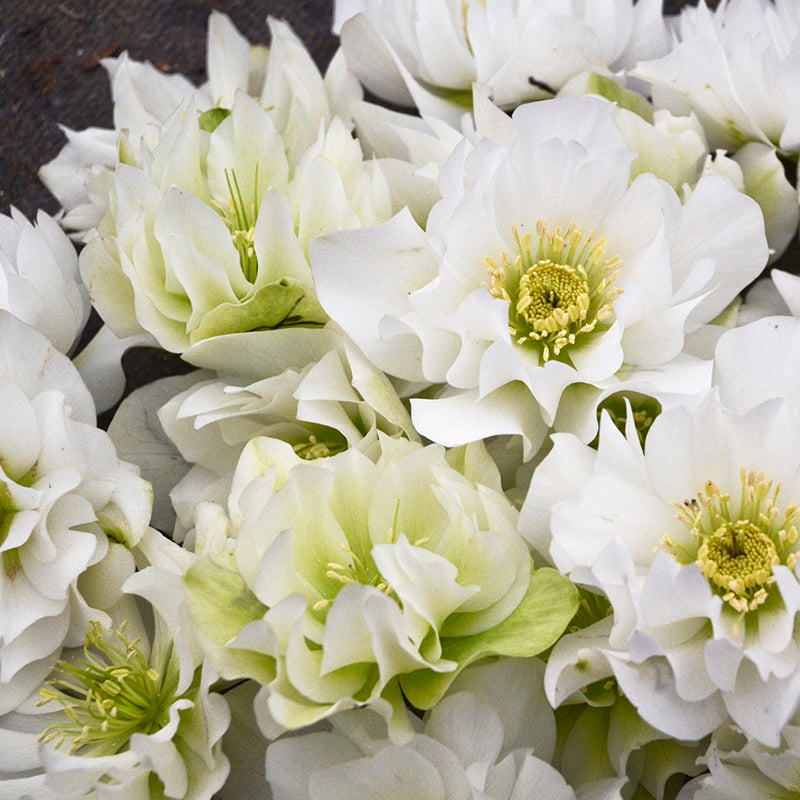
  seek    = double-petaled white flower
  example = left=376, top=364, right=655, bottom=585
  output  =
left=632, top=0, right=800, bottom=155
left=312, top=96, right=767, bottom=458
left=156, top=340, right=418, bottom=540
left=333, top=0, right=668, bottom=123
left=524, top=376, right=800, bottom=745
left=1, top=529, right=230, bottom=800
left=79, top=70, right=394, bottom=375
left=181, top=436, right=576, bottom=738
left=0, top=313, right=152, bottom=717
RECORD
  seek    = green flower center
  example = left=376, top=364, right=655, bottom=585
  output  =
left=593, top=392, right=662, bottom=449
left=212, top=167, right=260, bottom=284
left=485, top=220, right=622, bottom=362
left=311, top=505, right=425, bottom=619
left=38, top=621, right=181, bottom=757
left=292, top=431, right=348, bottom=461
left=668, top=470, right=799, bottom=614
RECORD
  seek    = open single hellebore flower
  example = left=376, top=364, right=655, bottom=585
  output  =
left=312, top=96, right=767, bottom=457
left=181, top=436, right=577, bottom=738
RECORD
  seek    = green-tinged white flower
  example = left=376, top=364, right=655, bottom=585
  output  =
left=36, top=610, right=230, bottom=799
left=333, top=0, right=668, bottom=123
left=182, top=436, right=577, bottom=737
left=39, top=13, right=359, bottom=241
left=0, top=524, right=228, bottom=800
left=312, top=96, right=766, bottom=457
left=80, top=74, right=394, bottom=376
left=0, top=313, right=152, bottom=717
left=265, top=657, right=614, bottom=800
left=0, top=208, right=90, bottom=355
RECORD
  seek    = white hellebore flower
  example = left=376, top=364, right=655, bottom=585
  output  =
left=333, top=0, right=668, bottom=123
left=523, top=384, right=800, bottom=747
left=312, top=96, right=767, bottom=456
left=1, top=529, right=231, bottom=800
left=39, top=12, right=359, bottom=241
left=182, top=437, right=577, bottom=737
left=0, top=313, right=152, bottom=718
left=0, top=208, right=89, bottom=355
left=79, top=73, right=394, bottom=376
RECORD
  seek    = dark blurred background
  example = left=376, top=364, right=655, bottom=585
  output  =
left=0, top=0, right=726, bottom=423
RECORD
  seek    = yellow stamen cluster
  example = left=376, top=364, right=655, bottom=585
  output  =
left=669, top=470, right=799, bottom=615
left=38, top=621, right=180, bottom=757
left=485, top=220, right=622, bottom=362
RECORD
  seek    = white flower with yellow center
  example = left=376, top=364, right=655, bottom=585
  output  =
left=181, top=436, right=577, bottom=737
left=522, top=386, right=800, bottom=747
left=312, top=96, right=767, bottom=456
left=333, top=0, right=668, bottom=123
left=0, top=313, right=152, bottom=718
left=79, top=73, right=394, bottom=377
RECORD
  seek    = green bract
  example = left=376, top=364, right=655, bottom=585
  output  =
left=183, top=437, right=578, bottom=737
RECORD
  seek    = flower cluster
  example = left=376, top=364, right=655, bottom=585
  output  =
left=3, top=1, right=800, bottom=798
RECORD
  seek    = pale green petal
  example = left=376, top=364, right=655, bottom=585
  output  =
left=400, top=567, right=579, bottom=709
left=183, top=557, right=274, bottom=683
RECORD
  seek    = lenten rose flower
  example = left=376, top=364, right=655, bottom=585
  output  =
left=523, top=388, right=800, bottom=746
left=181, top=436, right=577, bottom=738
left=312, top=96, right=767, bottom=456
left=333, top=0, right=668, bottom=123
left=0, top=208, right=89, bottom=355
left=79, top=74, right=394, bottom=376
left=1, top=529, right=230, bottom=800
left=0, top=313, right=152, bottom=717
